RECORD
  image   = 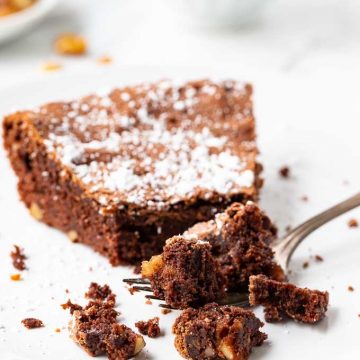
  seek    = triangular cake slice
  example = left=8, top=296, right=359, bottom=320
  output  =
left=3, top=79, right=261, bottom=264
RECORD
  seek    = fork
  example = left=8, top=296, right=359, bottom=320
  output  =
left=123, top=192, right=360, bottom=309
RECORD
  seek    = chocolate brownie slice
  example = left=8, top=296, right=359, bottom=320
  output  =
left=3, top=79, right=261, bottom=265
left=142, top=202, right=284, bottom=308
left=173, top=303, right=267, bottom=360
left=249, top=275, right=329, bottom=323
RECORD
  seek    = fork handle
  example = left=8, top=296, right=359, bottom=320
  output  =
left=273, top=192, right=360, bottom=270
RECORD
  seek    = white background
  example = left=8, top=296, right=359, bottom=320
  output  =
left=1, top=1, right=360, bottom=359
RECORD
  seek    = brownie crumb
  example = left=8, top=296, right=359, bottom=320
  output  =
left=249, top=275, right=329, bottom=323
left=303, top=261, right=309, bottom=269
left=128, top=287, right=139, bottom=295
left=145, top=299, right=152, bottom=305
left=348, top=286, right=354, bottom=292
left=348, top=218, right=359, bottom=228
left=301, top=195, right=309, bottom=202
left=61, top=299, right=83, bottom=315
left=55, top=328, right=61, bottom=333
left=22, top=318, right=44, bottom=329
left=315, top=255, right=324, bottom=262
left=161, top=309, right=172, bottom=315
left=10, top=273, right=22, bottom=281
left=285, top=225, right=292, bottom=232
left=279, top=166, right=290, bottom=178
left=65, top=283, right=145, bottom=358
left=133, top=264, right=142, bottom=275
left=135, top=317, right=160, bottom=338
left=173, top=303, right=266, bottom=360
left=10, top=245, right=27, bottom=271
left=85, top=282, right=115, bottom=302
left=65, top=289, right=69, bottom=294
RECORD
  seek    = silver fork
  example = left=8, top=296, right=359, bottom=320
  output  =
left=123, top=192, right=360, bottom=309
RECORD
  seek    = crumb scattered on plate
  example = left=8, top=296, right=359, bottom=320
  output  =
left=302, top=261, right=309, bottom=269
left=315, top=255, right=324, bottom=262
left=55, top=33, right=87, bottom=56
left=135, top=317, right=161, bottom=338
left=21, top=318, right=44, bottom=329
left=348, top=218, right=359, bottom=228
left=97, top=55, right=113, bottom=64
left=41, top=62, right=63, bottom=72
left=348, top=286, right=354, bottom=292
left=279, top=166, right=290, bottom=178
left=10, top=244, right=26, bottom=271
left=10, top=273, right=22, bottom=281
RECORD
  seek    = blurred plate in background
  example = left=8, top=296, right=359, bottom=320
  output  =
left=0, top=0, right=58, bottom=44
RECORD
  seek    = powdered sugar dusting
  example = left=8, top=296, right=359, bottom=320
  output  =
left=39, top=79, right=256, bottom=209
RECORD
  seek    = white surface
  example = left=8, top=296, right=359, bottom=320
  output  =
left=0, top=67, right=360, bottom=359
left=0, top=0, right=58, bottom=44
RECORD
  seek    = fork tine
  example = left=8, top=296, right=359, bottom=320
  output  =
left=132, top=286, right=153, bottom=292
left=123, top=278, right=150, bottom=285
left=159, top=303, right=176, bottom=310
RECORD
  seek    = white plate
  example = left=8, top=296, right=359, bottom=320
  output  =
left=0, top=66, right=360, bottom=359
left=0, top=0, right=58, bottom=44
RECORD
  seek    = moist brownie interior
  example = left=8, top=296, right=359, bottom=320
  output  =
left=142, top=202, right=284, bottom=309
left=173, top=303, right=267, bottom=360
left=3, top=79, right=262, bottom=264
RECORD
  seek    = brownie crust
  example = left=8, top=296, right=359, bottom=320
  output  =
left=3, top=79, right=262, bottom=265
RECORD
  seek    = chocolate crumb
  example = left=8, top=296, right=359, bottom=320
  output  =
left=10, top=273, right=22, bottom=281
left=10, top=245, right=27, bottom=271
left=85, top=282, right=115, bottom=302
left=301, top=195, right=309, bottom=202
left=348, top=286, right=354, bottom=292
left=128, top=287, right=139, bottom=295
left=135, top=317, right=160, bottom=338
left=65, top=289, right=69, bottom=294
left=22, top=318, right=44, bottom=329
left=279, top=166, right=290, bottom=178
left=348, top=219, right=359, bottom=228
left=145, top=299, right=152, bottom=305
left=55, top=328, right=61, bottom=333
left=161, top=309, right=172, bottom=315
left=61, top=300, right=82, bottom=314
left=285, top=225, right=292, bottom=232
left=315, top=255, right=324, bottom=262
left=302, top=261, right=309, bottom=269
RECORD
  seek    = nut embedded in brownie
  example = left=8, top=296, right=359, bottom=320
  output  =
left=249, top=275, right=329, bottom=323
left=142, top=202, right=284, bottom=309
left=135, top=317, right=161, bottom=338
left=173, top=303, right=267, bottom=360
left=142, top=236, right=226, bottom=309
left=3, top=79, right=261, bottom=265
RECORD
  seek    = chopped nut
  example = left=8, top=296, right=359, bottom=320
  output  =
left=141, top=255, right=164, bottom=277
left=55, top=33, right=87, bottom=56
left=133, top=336, right=146, bottom=355
left=67, top=230, right=78, bottom=242
left=41, top=62, right=63, bottom=72
left=98, top=55, right=113, bottom=64
left=10, top=273, right=22, bottom=281
left=348, top=218, right=358, bottom=228
left=30, top=202, right=43, bottom=220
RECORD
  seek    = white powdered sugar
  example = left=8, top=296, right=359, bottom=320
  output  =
left=40, top=80, right=255, bottom=209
